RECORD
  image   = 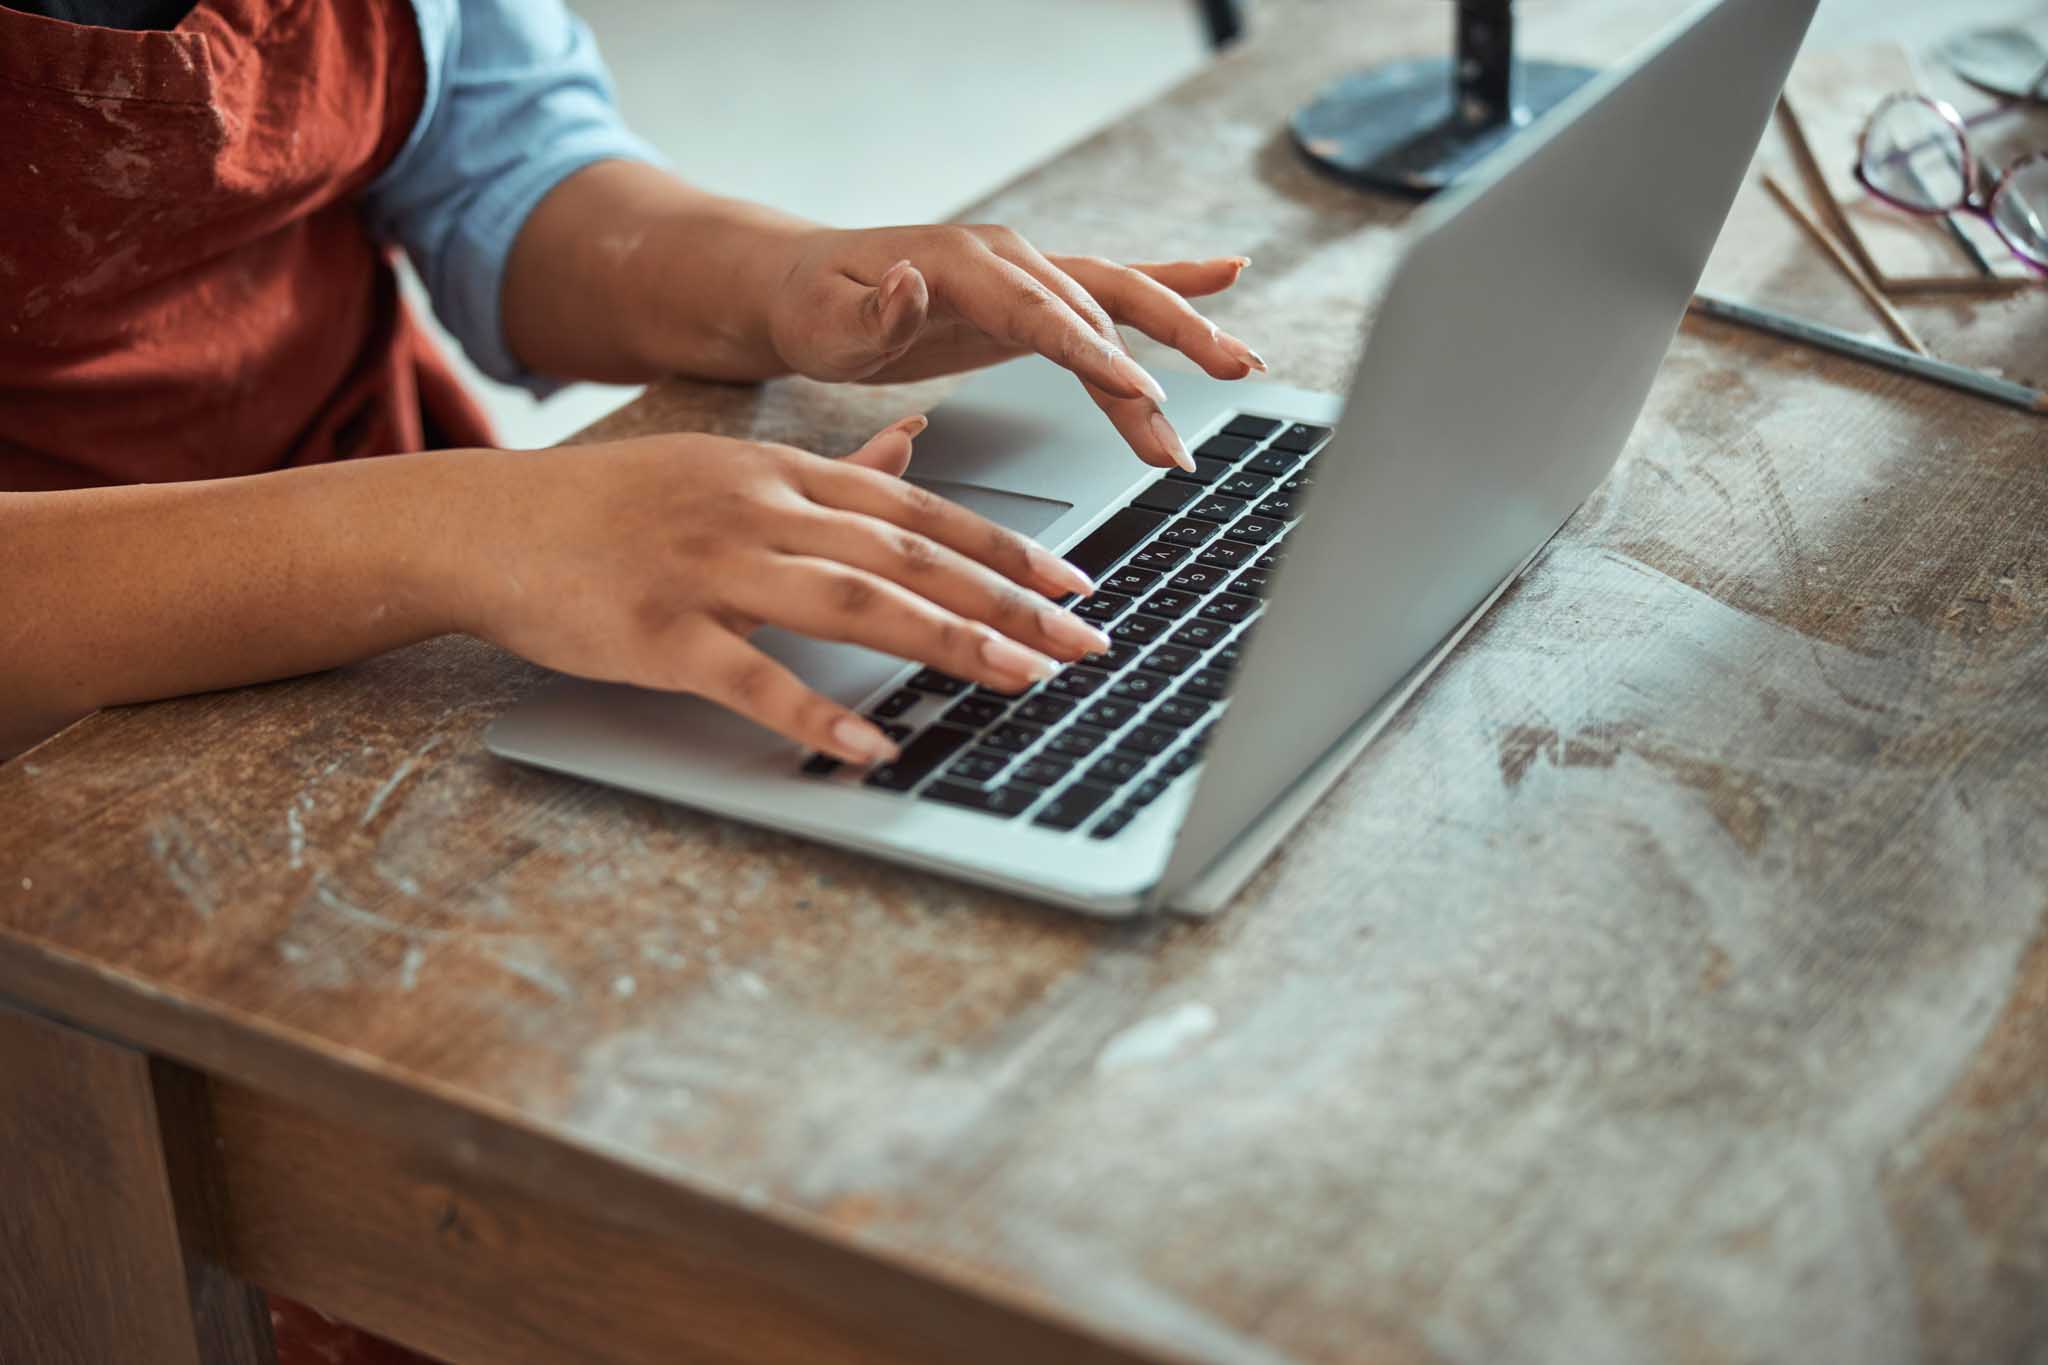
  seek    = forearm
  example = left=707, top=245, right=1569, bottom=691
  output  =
left=501, top=160, right=815, bottom=385
left=0, top=453, right=475, bottom=755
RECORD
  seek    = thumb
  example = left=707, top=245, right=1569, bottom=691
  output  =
left=838, top=414, right=928, bottom=477
left=825, top=259, right=927, bottom=379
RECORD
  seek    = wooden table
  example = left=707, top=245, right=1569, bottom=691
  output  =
left=5, top=2, right=2046, bottom=1362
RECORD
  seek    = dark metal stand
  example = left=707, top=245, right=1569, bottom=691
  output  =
left=1290, top=1, right=1597, bottom=196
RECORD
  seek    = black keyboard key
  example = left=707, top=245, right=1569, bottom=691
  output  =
left=947, top=750, right=1012, bottom=784
left=1247, top=449, right=1301, bottom=477
left=1101, top=565, right=1162, bottom=596
left=1187, top=494, right=1249, bottom=525
left=1165, top=455, right=1235, bottom=486
left=869, top=688, right=921, bottom=720
left=1278, top=464, right=1316, bottom=495
left=1223, top=414, right=1283, bottom=440
left=1132, top=479, right=1202, bottom=514
left=1194, top=434, right=1256, bottom=461
left=1156, top=518, right=1220, bottom=548
left=1101, top=639, right=1148, bottom=672
left=1074, top=592, right=1134, bottom=624
left=1108, top=671, right=1169, bottom=704
left=1047, top=727, right=1111, bottom=759
left=1198, top=593, right=1258, bottom=625
left=1011, top=755, right=1075, bottom=788
left=1130, top=777, right=1171, bottom=806
left=1254, top=493, right=1302, bottom=521
left=906, top=669, right=969, bottom=695
left=923, top=781, right=1037, bottom=818
left=946, top=696, right=1008, bottom=728
left=1163, top=746, right=1201, bottom=776
left=1062, top=507, right=1168, bottom=584
left=1116, top=724, right=1178, bottom=757
left=1217, top=471, right=1275, bottom=501
left=1233, top=568, right=1273, bottom=596
left=983, top=721, right=1044, bottom=753
left=1214, top=642, right=1245, bottom=671
left=1151, top=697, right=1211, bottom=729
left=1253, top=548, right=1285, bottom=573
left=1014, top=695, right=1077, bottom=726
left=1110, top=613, right=1172, bottom=646
left=1081, top=698, right=1142, bottom=730
left=1032, top=781, right=1118, bottom=831
left=1139, top=588, right=1202, bottom=618
left=801, top=754, right=842, bottom=777
left=1169, top=619, right=1231, bottom=651
left=1138, top=644, right=1202, bottom=676
left=1130, top=541, right=1191, bottom=571
left=880, top=723, right=915, bottom=743
left=1273, top=422, right=1331, bottom=453
left=1224, top=516, right=1285, bottom=545
left=1196, top=540, right=1255, bottom=570
left=1085, top=753, right=1148, bottom=787
left=1167, top=563, right=1231, bottom=595
left=863, top=724, right=975, bottom=790
left=1090, top=807, right=1138, bottom=839
left=1045, top=667, right=1113, bottom=699
left=1182, top=669, right=1231, bottom=702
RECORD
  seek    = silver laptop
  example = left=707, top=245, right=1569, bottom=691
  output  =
left=489, top=0, right=1818, bottom=917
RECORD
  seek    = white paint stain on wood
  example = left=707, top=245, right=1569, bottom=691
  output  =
left=1097, top=1002, right=1219, bottom=1074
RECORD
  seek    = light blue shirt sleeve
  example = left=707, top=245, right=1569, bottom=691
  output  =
left=366, top=0, right=666, bottom=394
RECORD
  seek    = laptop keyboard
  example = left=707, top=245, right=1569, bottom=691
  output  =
left=801, top=414, right=1332, bottom=840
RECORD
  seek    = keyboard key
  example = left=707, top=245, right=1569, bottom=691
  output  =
left=1224, top=516, right=1285, bottom=545
left=1182, top=669, right=1231, bottom=701
left=1110, top=613, right=1172, bottom=646
left=1272, top=422, right=1331, bottom=453
left=1080, top=698, right=1142, bottom=730
left=1156, top=518, right=1221, bottom=548
left=1132, top=479, right=1202, bottom=514
left=1187, top=494, right=1249, bottom=525
left=946, top=696, right=1008, bottom=728
left=1130, top=541, right=1191, bottom=571
left=1233, top=568, right=1273, bottom=596
left=922, top=781, right=1037, bottom=818
left=1194, top=434, right=1256, bottom=461
left=1032, top=781, right=1118, bottom=831
left=1247, top=449, right=1301, bottom=477
left=1101, top=639, right=1148, bottom=671
left=800, top=754, right=842, bottom=777
left=1151, top=697, right=1211, bottom=729
left=869, top=688, right=921, bottom=720
left=1138, top=644, right=1202, bottom=676
left=1223, top=414, right=1283, bottom=440
left=1108, top=671, right=1168, bottom=704
left=1085, top=753, right=1148, bottom=787
left=1278, top=464, right=1316, bottom=495
left=946, top=750, right=1012, bottom=784
left=1165, top=455, right=1235, bottom=486
left=1217, top=472, right=1275, bottom=501
left=1116, top=724, right=1178, bottom=757
left=1014, top=695, right=1077, bottom=726
left=906, top=669, right=969, bottom=695
left=983, top=721, right=1044, bottom=753
left=1169, top=619, right=1231, bottom=651
left=1047, top=727, right=1111, bottom=759
left=879, top=723, right=915, bottom=743
left=1167, top=564, right=1231, bottom=595
left=1062, top=507, right=1168, bottom=583
left=1089, top=807, right=1138, bottom=839
left=863, top=725, right=975, bottom=790
left=1196, top=540, right=1255, bottom=570
left=1253, top=548, right=1285, bottom=573
left=1214, top=642, right=1245, bottom=671
left=1139, top=588, right=1202, bottom=618
left=1163, top=746, right=1201, bottom=776
left=1254, top=493, right=1302, bottom=521
left=1101, top=565, right=1163, bottom=596
left=1198, top=593, right=1259, bottom=625
left=1011, top=755, right=1076, bottom=788
left=1073, top=592, right=1134, bottom=624
left=1045, top=667, right=1112, bottom=699
left=1130, top=777, right=1171, bottom=806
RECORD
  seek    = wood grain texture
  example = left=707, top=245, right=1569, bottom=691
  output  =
left=0, top=1005, right=276, bottom=1365
left=3, top=3, right=2046, bottom=1363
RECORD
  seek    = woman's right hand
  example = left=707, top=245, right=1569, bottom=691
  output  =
left=450, top=416, right=1108, bottom=765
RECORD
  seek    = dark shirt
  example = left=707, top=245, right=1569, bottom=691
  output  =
left=3, top=0, right=199, bottom=29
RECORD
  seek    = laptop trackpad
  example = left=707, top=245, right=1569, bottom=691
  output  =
left=907, top=478, right=1071, bottom=540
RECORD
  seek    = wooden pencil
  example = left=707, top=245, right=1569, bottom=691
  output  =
left=1761, top=173, right=1931, bottom=356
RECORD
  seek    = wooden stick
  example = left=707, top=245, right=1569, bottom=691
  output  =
left=1775, top=98, right=1890, bottom=283
left=1884, top=274, right=2039, bottom=300
left=1762, top=173, right=1931, bottom=355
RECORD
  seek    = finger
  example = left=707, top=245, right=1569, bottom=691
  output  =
left=680, top=626, right=902, bottom=764
left=783, top=508, right=1110, bottom=662
left=800, top=457, right=1096, bottom=597
left=781, top=259, right=931, bottom=381
left=839, top=414, right=928, bottom=476
left=1122, top=256, right=1251, bottom=299
left=1058, top=256, right=1264, bottom=379
left=1084, top=379, right=1192, bottom=472
left=932, top=243, right=1166, bottom=404
left=733, top=558, right=1063, bottom=694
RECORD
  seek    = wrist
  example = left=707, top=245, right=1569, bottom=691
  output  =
left=628, top=201, right=823, bottom=381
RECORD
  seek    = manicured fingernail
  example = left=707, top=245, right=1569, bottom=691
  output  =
left=1109, top=352, right=1169, bottom=406
left=1046, top=608, right=1112, bottom=657
left=1151, top=412, right=1192, bottom=472
left=1033, top=547, right=1094, bottom=596
left=831, top=716, right=898, bottom=764
left=982, top=634, right=1059, bottom=682
left=1233, top=256, right=1252, bottom=269
left=894, top=414, right=929, bottom=437
left=1218, top=333, right=1267, bottom=373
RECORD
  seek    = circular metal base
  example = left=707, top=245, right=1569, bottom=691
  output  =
left=1290, top=57, right=1599, bottom=197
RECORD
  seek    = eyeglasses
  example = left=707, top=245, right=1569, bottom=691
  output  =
left=1854, top=92, right=2048, bottom=274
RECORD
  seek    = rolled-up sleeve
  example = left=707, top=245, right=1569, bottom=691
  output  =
left=366, top=0, right=666, bottom=393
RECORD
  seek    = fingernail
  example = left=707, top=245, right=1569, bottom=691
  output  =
left=1151, top=412, right=1193, bottom=472
left=1233, top=256, right=1252, bottom=269
left=879, top=259, right=913, bottom=311
left=1218, top=333, right=1268, bottom=373
left=831, top=716, right=898, bottom=764
left=1109, top=352, right=1169, bottom=406
left=1045, top=608, right=1112, bottom=657
left=982, top=633, right=1059, bottom=682
left=1033, top=547, right=1094, bottom=596
left=895, top=414, right=929, bottom=437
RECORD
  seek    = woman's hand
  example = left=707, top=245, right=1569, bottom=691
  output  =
left=766, top=226, right=1263, bottom=471
left=453, top=416, right=1108, bottom=764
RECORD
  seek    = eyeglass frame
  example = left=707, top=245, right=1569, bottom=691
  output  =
left=1852, top=91, right=2048, bottom=275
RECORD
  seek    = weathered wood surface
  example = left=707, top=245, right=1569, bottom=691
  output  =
left=4, top=2, right=2047, bottom=1361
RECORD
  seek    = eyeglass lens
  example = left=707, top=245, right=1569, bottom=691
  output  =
left=1860, top=97, right=1969, bottom=211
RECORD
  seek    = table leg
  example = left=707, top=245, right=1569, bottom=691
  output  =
left=0, top=1003, right=277, bottom=1365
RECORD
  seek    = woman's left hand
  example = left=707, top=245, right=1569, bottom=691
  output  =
left=765, top=225, right=1264, bottom=471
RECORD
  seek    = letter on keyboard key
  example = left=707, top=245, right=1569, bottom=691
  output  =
left=923, top=781, right=1037, bottom=818
left=1157, top=519, right=1220, bottom=547
left=1182, top=669, right=1231, bottom=702
left=1045, top=667, right=1112, bottom=698
left=1224, top=516, right=1284, bottom=545
left=1061, top=507, right=1168, bottom=583
left=1198, top=592, right=1258, bottom=625
left=1272, top=422, right=1331, bottom=453
left=1116, top=724, right=1178, bottom=757
left=862, top=725, right=975, bottom=790
left=1073, top=592, right=1134, bottom=623
left=1187, top=495, right=1248, bottom=525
